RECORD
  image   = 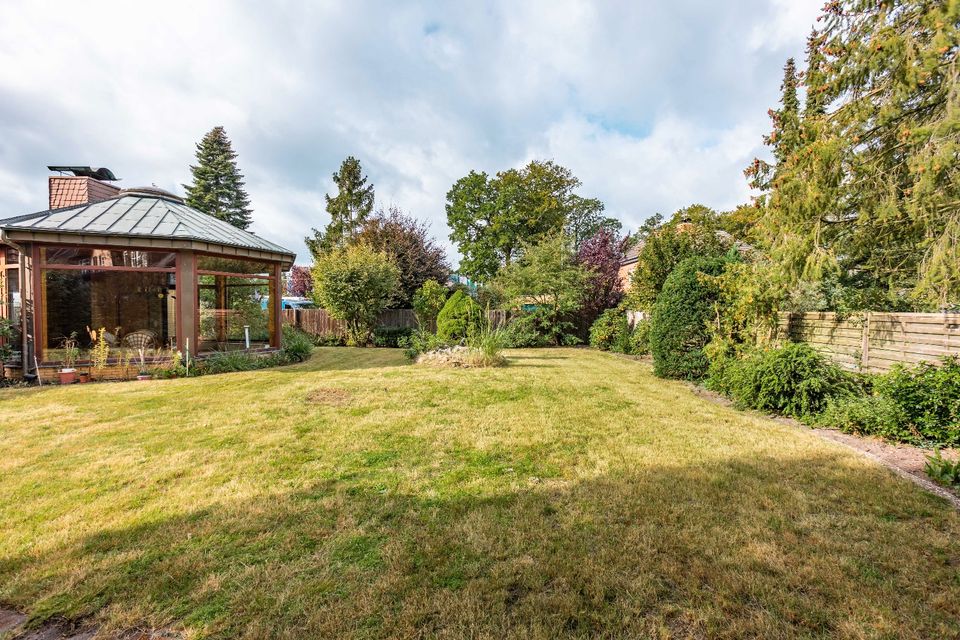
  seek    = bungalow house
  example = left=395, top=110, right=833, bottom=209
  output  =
left=0, top=166, right=295, bottom=381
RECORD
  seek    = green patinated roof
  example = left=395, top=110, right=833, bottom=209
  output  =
left=0, top=194, right=295, bottom=259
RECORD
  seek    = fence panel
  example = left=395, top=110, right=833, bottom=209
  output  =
left=778, top=311, right=960, bottom=372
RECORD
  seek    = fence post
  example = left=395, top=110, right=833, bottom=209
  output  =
left=861, top=311, right=871, bottom=370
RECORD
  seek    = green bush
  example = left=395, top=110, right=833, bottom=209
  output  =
left=313, top=332, right=346, bottom=347
left=924, top=450, right=960, bottom=488
left=202, top=351, right=272, bottom=375
left=874, top=357, right=960, bottom=445
left=724, top=342, right=859, bottom=420
left=650, top=256, right=726, bottom=379
left=589, top=310, right=649, bottom=355
left=412, top=280, right=448, bottom=330
left=819, top=395, right=908, bottom=440
left=436, top=290, right=481, bottom=342
left=589, top=309, right=631, bottom=352
left=281, top=325, right=314, bottom=363
left=372, top=326, right=415, bottom=348
left=502, top=313, right=550, bottom=348
left=628, top=318, right=651, bottom=356
left=400, top=330, right=449, bottom=361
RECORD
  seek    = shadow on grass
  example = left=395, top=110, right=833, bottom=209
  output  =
left=2, top=452, right=958, bottom=639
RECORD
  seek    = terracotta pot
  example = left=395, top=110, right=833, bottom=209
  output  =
left=58, top=368, right=77, bottom=385
left=78, top=371, right=90, bottom=384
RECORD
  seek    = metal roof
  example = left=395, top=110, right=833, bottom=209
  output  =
left=0, top=195, right=294, bottom=259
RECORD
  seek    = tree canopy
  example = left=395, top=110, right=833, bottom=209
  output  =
left=311, top=244, right=399, bottom=346
left=183, top=126, right=252, bottom=230
left=446, top=160, right=605, bottom=282
left=750, top=0, right=960, bottom=309
left=496, top=233, right=589, bottom=344
left=355, top=206, right=450, bottom=307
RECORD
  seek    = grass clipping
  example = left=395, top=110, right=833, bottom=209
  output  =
left=416, top=345, right=506, bottom=368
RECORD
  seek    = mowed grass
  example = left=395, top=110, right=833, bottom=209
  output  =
left=1, top=348, right=959, bottom=639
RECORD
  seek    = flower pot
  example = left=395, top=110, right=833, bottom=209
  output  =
left=58, top=368, right=77, bottom=385
left=78, top=371, right=90, bottom=384
left=136, top=373, right=153, bottom=382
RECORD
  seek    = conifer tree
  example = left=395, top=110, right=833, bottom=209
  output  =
left=305, top=156, right=375, bottom=259
left=746, top=58, right=802, bottom=193
left=183, top=126, right=253, bottom=230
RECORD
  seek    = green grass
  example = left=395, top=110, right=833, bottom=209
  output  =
left=1, top=348, right=958, bottom=638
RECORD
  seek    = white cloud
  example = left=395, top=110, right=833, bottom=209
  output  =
left=0, top=0, right=821, bottom=265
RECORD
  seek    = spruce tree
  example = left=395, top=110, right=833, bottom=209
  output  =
left=305, top=156, right=375, bottom=260
left=745, top=58, right=802, bottom=193
left=803, top=29, right=827, bottom=118
left=183, top=126, right=253, bottom=230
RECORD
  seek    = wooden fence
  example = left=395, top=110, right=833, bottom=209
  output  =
left=283, top=308, right=509, bottom=337
left=778, top=311, right=960, bottom=372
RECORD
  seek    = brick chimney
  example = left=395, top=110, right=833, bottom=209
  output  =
left=47, top=166, right=120, bottom=209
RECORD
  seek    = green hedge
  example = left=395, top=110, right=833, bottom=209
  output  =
left=650, top=256, right=725, bottom=379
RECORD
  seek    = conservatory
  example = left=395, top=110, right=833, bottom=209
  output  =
left=0, top=183, right=294, bottom=380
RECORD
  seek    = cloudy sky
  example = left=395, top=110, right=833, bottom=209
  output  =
left=0, top=0, right=822, bottom=265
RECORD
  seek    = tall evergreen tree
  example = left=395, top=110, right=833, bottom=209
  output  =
left=803, top=29, right=827, bottom=118
left=183, top=126, right=252, bottom=229
left=305, top=156, right=375, bottom=259
left=745, top=58, right=802, bottom=193
left=758, top=0, right=960, bottom=308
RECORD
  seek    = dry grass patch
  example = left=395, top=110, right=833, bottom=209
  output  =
left=0, top=347, right=958, bottom=639
left=306, top=387, right=353, bottom=406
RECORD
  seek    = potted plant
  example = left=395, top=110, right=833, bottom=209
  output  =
left=136, top=348, right=152, bottom=381
left=58, top=333, right=80, bottom=385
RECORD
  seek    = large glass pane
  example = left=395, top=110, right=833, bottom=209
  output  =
left=42, top=270, right=177, bottom=360
left=42, top=247, right=176, bottom=269
left=2, top=268, right=20, bottom=351
left=4, top=248, right=18, bottom=264
left=198, top=275, right=272, bottom=352
left=197, top=255, right=272, bottom=275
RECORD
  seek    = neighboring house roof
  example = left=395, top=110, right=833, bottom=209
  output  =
left=0, top=192, right=295, bottom=263
left=619, top=239, right=643, bottom=267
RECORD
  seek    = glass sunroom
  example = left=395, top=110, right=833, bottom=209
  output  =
left=0, top=187, right=295, bottom=380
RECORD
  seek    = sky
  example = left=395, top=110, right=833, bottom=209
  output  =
left=0, top=0, right=823, bottom=266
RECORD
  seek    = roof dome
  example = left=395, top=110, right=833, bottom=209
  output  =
left=118, top=186, right=184, bottom=203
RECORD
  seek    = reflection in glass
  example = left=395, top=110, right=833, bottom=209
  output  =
left=198, top=275, right=272, bottom=351
left=42, top=270, right=176, bottom=359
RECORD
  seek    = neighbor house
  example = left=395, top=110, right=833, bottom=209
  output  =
left=0, top=166, right=295, bottom=381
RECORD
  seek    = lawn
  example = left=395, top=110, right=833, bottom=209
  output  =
left=1, top=348, right=959, bottom=639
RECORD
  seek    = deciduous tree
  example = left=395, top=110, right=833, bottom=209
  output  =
left=355, top=206, right=450, bottom=307
left=311, top=244, right=398, bottom=346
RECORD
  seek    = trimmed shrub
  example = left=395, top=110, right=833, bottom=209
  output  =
left=819, top=395, right=908, bottom=440
left=436, top=290, right=481, bottom=342
left=372, top=326, right=415, bottom=348
left=725, top=342, right=859, bottom=420
left=873, top=357, right=960, bottom=445
left=649, top=256, right=726, bottom=379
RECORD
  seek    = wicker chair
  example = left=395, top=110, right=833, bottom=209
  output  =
left=121, top=330, right=158, bottom=351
